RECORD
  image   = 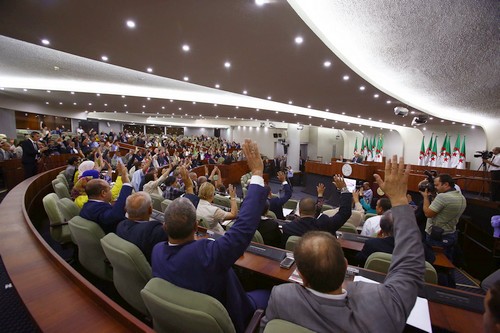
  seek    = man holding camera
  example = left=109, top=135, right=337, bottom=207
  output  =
left=484, top=147, right=500, bottom=201
left=421, top=174, right=466, bottom=260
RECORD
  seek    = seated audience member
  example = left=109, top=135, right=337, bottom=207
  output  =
left=281, top=175, right=352, bottom=246
left=360, top=198, right=392, bottom=236
left=80, top=163, right=133, bottom=234
left=142, top=164, right=173, bottom=196
left=356, top=188, right=376, bottom=214
left=261, top=155, right=425, bottom=332
left=71, top=169, right=100, bottom=208
left=268, top=171, right=292, bottom=220
left=197, top=182, right=238, bottom=233
left=64, top=156, right=79, bottom=189
left=258, top=201, right=282, bottom=247
left=116, top=192, right=168, bottom=263
left=162, top=175, right=185, bottom=200
left=483, top=280, right=500, bottom=333
left=131, top=158, right=152, bottom=192
left=361, top=182, right=373, bottom=205
left=352, top=152, right=363, bottom=163
left=355, top=210, right=435, bottom=267
left=421, top=174, right=466, bottom=260
left=152, top=140, right=270, bottom=333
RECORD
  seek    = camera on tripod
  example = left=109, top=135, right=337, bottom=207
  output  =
left=474, top=150, right=493, bottom=159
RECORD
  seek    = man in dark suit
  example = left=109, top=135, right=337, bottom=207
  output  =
left=352, top=152, right=363, bottom=163
left=80, top=162, right=133, bottom=233
left=116, top=191, right=168, bottom=263
left=268, top=171, right=292, bottom=220
left=258, top=201, right=282, bottom=247
left=151, top=139, right=270, bottom=333
left=21, top=131, right=48, bottom=179
left=281, top=175, right=352, bottom=246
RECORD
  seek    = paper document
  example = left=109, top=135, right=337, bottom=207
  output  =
left=282, top=208, right=294, bottom=217
left=354, top=276, right=432, bottom=333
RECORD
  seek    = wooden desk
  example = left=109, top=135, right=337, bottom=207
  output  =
left=229, top=240, right=483, bottom=333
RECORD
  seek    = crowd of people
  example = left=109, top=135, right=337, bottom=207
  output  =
left=8, top=125, right=499, bottom=332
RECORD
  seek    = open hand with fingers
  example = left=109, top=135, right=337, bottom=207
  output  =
left=332, top=174, right=347, bottom=190
left=373, top=155, right=410, bottom=207
left=242, top=139, right=263, bottom=177
left=316, top=183, right=325, bottom=197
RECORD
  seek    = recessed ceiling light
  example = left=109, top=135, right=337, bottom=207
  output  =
left=192, top=101, right=196, bottom=104
left=41, top=39, right=50, bottom=45
left=59, top=102, right=63, bottom=105
left=73, top=102, right=77, bottom=105
left=182, top=44, right=190, bottom=52
left=386, top=100, right=391, bottom=104
left=255, top=0, right=268, bottom=6
left=423, top=127, right=427, bottom=131
left=243, top=90, right=248, bottom=95
left=215, top=84, right=220, bottom=88
left=323, top=61, right=331, bottom=67
left=342, top=112, right=345, bottom=115
left=126, top=20, right=136, bottom=28
left=267, top=96, right=272, bottom=100
left=96, top=93, right=100, bottom=96
left=45, top=102, right=49, bottom=105
left=325, top=108, right=329, bottom=112
left=142, top=111, right=145, bottom=114
left=170, top=99, right=174, bottom=102
left=46, top=90, right=51, bottom=93
left=235, top=106, right=239, bottom=109
left=162, top=106, right=165, bottom=109
left=357, top=115, right=361, bottom=118
left=288, top=100, right=293, bottom=104
left=374, top=94, right=379, bottom=98
left=359, top=86, right=365, bottom=91
left=343, top=75, right=349, bottom=81
left=147, top=97, right=151, bottom=100
left=121, top=95, right=125, bottom=98
left=440, top=120, right=444, bottom=122
left=178, top=107, right=182, bottom=110
left=142, top=105, right=146, bottom=108
left=410, top=111, right=415, bottom=114
left=147, top=67, right=153, bottom=73
left=101, top=55, right=108, bottom=61
left=88, top=103, right=92, bottom=106
left=183, top=76, right=189, bottom=81
left=307, top=105, right=311, bottom=108
left=23, top=88, right=28, bottom=92
left=276, top=111, right=279, bottom=114
left=124, top=104, right=127, bottom=107
left=70, top=91, right=75, bottom=95
left=294, top=36, right=304, bottom=44
left=224, top=61, right=231, bottom=68
left=471, top=125, right=475, bottom=129
left=125, top=111, right=128, bottom=113
left=308, top=116, right=312, bottom=118
left=429, top=117, right=433, bottom=120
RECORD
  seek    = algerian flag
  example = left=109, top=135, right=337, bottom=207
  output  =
left=430, top=136, right=438, bottom=167
left=375, top=135, right=383, bottom=162
left=438, top=133, right=448, bottom=166
left=366, top=136, right=373, bottom=162
left=425, top=134, right=434, bottom=166
left=442, top=135, right=452, bottom=168
left=457, top=136, right=466, bottom=169
left=362, top=137, right=368, bottom=158
left=418, top=136, right=426, bottom=166
left=379, top=135, right=384, bottom=158
left=354, top=137, right=359, bottom=155
left=451, top=134, right=461, bottom=168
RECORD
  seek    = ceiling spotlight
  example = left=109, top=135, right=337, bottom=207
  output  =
left=255, top=0, right=268, bottom=5
left=183, top=76, right=189, bottom=81
left=343, top=75, right=349, bottom=81
left=288, top=100, right=293, bottom=104
left=243, top=90, right=248, bottom=95
left=41, top=39, right=50, bottom=45
left=374, top=94, right=379, bottom=98
left=294, top=36, right=304, bottom=44
left=215, top=84, right=220, bottom=88
left=126, top=20, right=136, bottom=28
left=182, top=44, right=190, bottom=52
left=323, top=61, right=331, bottom=67
left=386, top=100, right=391, bottom=104
left=101, top=55, right=108, bottom=61
left=147, top=67, right=153, bottom=73
left=267, top=96, right=272, bottom=100
left=359, top=86, right=365, bottom=91
left=224, top=61, right=231, bottom=68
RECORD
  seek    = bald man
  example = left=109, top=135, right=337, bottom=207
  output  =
left=80, top=163, right=133, bottom=233
left=116, top=192, right=167, bottom=263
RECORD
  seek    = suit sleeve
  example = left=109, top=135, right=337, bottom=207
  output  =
left=376, top=205, right=425, bottom=330
left=208, top=183, right=268, bottom=272
left=101, top=185, right=133, bottom=228
left=315, top=192, right=352, bottom=233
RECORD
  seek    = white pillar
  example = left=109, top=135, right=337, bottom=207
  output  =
left=286, top=124, right=301, bottom=171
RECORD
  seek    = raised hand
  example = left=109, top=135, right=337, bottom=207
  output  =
left=242, top=139, right=263, bottom=177
left=316, top=183, right=325, bottom=197
left=373, top=155, right=410, bottom=207
left=228, top=184, right=236, bottom=198
left=332, top=174, right=347, bottom=190
left=277, top=171, right=286, bottom=183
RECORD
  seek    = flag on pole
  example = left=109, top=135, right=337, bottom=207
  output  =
left=362, top=137, right=368, bottom=158
left=418, top=136, right=426, bottom=166
left=366, top=136, right=373, bottom=161
left=451, top=134, right=461, bottom=168
left=425, top=134, right=434, bottom=166
left=442, top=135, right=452, bottom=168
left=354, top=137, right=359, bottom=155
left=375, top=135, right=383, bottom=162
left=430, top=136, right=438, bottom=167
left=438, top=133, right=448, bottom=166
left=457, top=136, right=466, bottom=169
left=380, top=135, right=384, bottom=158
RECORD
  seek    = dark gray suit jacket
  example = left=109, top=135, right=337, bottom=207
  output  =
left=261, top=205, right=425, bottom=333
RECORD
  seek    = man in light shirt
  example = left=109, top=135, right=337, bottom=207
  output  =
left=360, top=198, right=392, bottom=237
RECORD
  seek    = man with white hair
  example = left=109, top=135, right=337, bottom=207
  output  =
left=116, top=192, right=167, bottom=263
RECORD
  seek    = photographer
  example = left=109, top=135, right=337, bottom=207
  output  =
left=421, top=174, right=466, bottom=261
left=483, top=147, right=500, bottom=201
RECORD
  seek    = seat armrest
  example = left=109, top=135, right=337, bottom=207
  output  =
left=50, top=221, right=69, bottom=228
left=245, top=309, right=264, bottom=333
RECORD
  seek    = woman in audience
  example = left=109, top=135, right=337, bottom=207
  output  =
left=196, top=182, right=238, bottom=233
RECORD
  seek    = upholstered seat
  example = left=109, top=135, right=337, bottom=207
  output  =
left=150, top=192, right=164, bottom=212
left=160, top=199, right=172, bottom=212
left=285, top=236, right=301, bottom=251
left=364, top=251, right=438, bottom=284
left=263, top=319, right=315, bottom=333
left=68, top=216, right=113, bottom=281
left=339, top=222, right=357, bottom=234
left=53, top=180, right=71, bottom=199
left=141, top=277, right=263, bottom=333
left=42, top=193, right=72, bottom=244
left=100, top=233, right=152, bottom=315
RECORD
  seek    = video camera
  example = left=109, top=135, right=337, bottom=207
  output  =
left=418, top=170, right=437, bottom=193
left=474, top=150, right=493, bottom=159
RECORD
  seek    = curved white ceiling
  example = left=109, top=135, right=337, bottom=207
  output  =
left=289, top=0, right=500, bottom=125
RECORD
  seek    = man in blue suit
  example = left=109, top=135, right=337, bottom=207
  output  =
left=268, top=171, right=292, bottom=220
left=80, top=162, right=133, bottom=233
left=152, top=139, right=270, bottom=333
